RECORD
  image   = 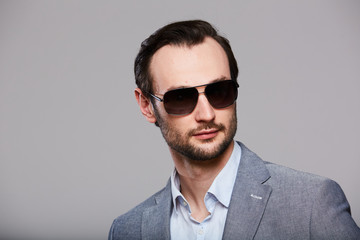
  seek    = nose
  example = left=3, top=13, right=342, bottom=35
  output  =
left=194, top=92, right=215, bottom=122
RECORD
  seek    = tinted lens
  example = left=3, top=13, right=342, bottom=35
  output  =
left=163, top=88, right=198, bottom=115
left=205, top=80, right=238, bottom=109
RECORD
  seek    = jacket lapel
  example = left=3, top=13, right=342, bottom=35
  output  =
left=222, top=142, right=272, bottom=240
left=141, top=180, right=172, bottom=240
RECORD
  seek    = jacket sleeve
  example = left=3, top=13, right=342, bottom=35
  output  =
left=310, top=179, right=360, bottom=239
left=108, top=219, right=115, bottom=240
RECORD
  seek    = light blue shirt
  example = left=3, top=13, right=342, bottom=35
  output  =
left=170, top=141, right=242, bottom=240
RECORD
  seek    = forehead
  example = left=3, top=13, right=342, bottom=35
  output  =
left=149, top=37, right=230, bottom=92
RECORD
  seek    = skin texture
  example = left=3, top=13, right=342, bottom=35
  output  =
left=135, top=37, right=237, bottom=221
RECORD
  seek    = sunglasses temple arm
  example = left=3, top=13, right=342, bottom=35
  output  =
left=146, top=92, right=164, bottom=102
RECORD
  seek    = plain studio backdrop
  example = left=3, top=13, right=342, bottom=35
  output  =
left=0, top=1, right=359, bottom=239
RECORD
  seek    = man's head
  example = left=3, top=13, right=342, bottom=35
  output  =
left=134, top=20, right=238, bottom=161
left=134, top=20, right=238, bottom=101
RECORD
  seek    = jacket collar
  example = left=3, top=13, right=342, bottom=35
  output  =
left=222, top=142, right=272, bottom=239
left=141, top=180, right=172, bottom=240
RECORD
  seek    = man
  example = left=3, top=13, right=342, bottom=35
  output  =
left=109, top=20, right=360, bottom=239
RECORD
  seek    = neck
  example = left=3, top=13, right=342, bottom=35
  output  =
left=171, top=141, right=234, bottom=221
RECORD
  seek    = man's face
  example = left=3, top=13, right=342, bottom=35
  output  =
left=149, top=37, right=237, bottom=161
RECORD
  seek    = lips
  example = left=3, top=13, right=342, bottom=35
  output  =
left=193, top=128, right=219, bottom=140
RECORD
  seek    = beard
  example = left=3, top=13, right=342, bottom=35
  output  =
left=154, top=106, right=237, bottom=161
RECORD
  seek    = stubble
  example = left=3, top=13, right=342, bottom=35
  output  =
left=154, top=105, right=237, bottom=161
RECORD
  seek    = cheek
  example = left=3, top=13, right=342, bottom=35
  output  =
left=219, top=107, right=236, bottom=125
left=171, top=117, right=189, bottom=127
left=168, top=116, right=193, bottom=132
left=218, top=107, right=232, bottom=118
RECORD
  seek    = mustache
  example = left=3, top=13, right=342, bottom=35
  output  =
left=188, top=122, right=225, bottom=136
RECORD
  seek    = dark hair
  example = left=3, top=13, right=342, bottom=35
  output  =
left=134, top=20, right=238, bottom=98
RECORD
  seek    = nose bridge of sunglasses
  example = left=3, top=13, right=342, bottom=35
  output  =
left=195, top=85, right=206, bottom=94
left=195, top=86, right=213, bottom=108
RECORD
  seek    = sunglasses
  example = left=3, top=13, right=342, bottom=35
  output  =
left=147, top=80, right=239, bottom=115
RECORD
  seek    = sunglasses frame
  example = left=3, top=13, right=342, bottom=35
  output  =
left=147, top=79, right=239, bottom=115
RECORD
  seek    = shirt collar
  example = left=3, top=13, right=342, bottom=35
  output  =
left=207, top=141, right=241, bottom=207
left=170, top=167, right=183, bottom=213
left=170, top=141, right=242, bottom=210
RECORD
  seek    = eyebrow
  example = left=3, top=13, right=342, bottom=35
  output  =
left=165, top=76, right=229, bottom=92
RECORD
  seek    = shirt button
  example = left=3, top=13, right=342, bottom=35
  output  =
left=198, top=229, right=204, bottom=235
left=182, top=201, right=187, bottom=206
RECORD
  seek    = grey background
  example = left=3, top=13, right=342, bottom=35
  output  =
left=0, top=0, right=359, bottom=239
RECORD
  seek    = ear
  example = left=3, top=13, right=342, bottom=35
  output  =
left=134, top=88, right=157, bottom=124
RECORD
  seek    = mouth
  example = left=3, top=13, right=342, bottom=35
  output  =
left=193, top=129, right=219, bottom=140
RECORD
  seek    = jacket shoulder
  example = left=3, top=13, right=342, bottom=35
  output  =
left=262, top=162, right=360, bottom=238
left=264, top=161, right=329, bottom=185
left=108, top=184, right=169, bottom=240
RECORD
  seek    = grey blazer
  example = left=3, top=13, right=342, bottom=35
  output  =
left=109, top=142, right=360, bottom=239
